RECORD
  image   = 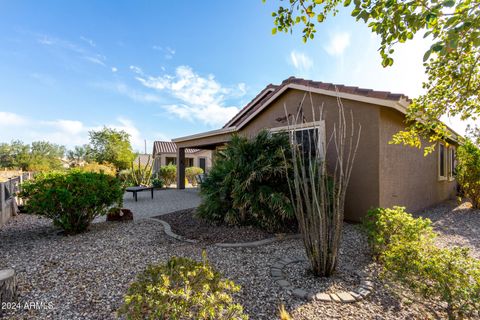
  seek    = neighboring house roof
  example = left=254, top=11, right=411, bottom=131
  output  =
left=134, top=154, right=152, bottom=166
left=153, top=141, right=200, bottom=155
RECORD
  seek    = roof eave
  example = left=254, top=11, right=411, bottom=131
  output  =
left=172, top=127, right=238, bottom=143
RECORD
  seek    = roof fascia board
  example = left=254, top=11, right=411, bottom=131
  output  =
left=172, top=127, right=237, bottom=143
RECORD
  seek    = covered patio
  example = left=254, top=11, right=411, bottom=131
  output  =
left=172, top=127, right=235, bottom=189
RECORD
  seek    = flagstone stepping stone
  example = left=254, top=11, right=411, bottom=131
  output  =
left=269, top=257, right=375, bottom=303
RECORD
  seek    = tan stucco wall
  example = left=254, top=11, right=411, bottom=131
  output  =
left=237, top=89, right=381, bottom=222
left=154, top=150, right=213, bottom=172
left=378, top=108, right=457, bottom=212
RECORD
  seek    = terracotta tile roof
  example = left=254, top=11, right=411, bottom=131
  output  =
left=224, top=77, right=411, bottom=128
left=153, top=141, right=199, bottom=155
left=223, top=84, right=278, bottom=128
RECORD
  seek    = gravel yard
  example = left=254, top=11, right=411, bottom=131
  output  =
left=1, top=198, right=478, bottom=319
left=417, top=200, right=480, bottom=259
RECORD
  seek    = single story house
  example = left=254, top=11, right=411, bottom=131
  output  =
left=152, top=141, right=212, bottom=174
left=172, top=77, right=458, bottom=222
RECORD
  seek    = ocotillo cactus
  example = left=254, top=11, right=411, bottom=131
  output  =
left=130, top=155, right=153, bottom=186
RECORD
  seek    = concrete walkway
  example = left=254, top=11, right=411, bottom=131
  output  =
left=122, top=188, right=201, bottom=219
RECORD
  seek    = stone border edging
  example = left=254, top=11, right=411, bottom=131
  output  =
left=215, top=234, right=302, bottom=248
left=148, top=218, right=198, bottom=244
left=270, top=258, right=374, bottom=303
left=151, top=218, right=302, bottom=247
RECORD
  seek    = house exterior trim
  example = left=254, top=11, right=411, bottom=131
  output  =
left=172, top=127, right=238, bottom=143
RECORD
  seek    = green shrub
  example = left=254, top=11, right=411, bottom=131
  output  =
left=186, top=166, right=204, bottom=186
left=78, top=161, right=117, bottom=176
left=20, top=171, right=123, bottom=234
left=456, top=139, right=480, bottom=208
left=364, top=206, right=436, bottom=256
left=365, top=207, right=480, bottom=319
left=118, top=253, right=248, bottom=320
left=159, top=164, right=176, bottom=186
left=197, top=130, right=294, bottom=232
left=151, top=177, right=163, bottom=188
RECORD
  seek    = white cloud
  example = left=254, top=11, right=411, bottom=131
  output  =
left=129, top=65, right=144, bottom=75
left=83, top=55, right=106, bottom=66
left=152, top=45, right=176, bottom=59
left=94, top=81, right=163, bottom=104
left=290, top=51, right=314, bottom=71
left=36, top=33, right=110, bottom=68
left=344, top=32, right=430, bottom=99
left=80, top=36, right=96, bottom=47
left=44, top=119, right=85, bottom=135
left=0, top=112, right=28, bottom=126
left=324, top=32, right=351, bottom=56
left=134, top=66, right=244, bottom=126
left=111, top=67, right=118, bottom=73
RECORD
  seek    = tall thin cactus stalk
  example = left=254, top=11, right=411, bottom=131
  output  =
left=130, top=155, right=153, bottom=186
left=284, top=93, right=361, bottom=277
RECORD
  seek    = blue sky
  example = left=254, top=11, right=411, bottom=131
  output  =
left=0, top=1, right=468, bottom=152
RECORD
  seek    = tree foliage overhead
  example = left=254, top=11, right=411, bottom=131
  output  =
left=88, top=127, right=135, bottom=170
left=267, top=0, right=480, bottom=153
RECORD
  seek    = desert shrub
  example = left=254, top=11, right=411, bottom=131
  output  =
left=363, top=206, right=436, bottom=256
left=78, top=161, right=116, bottom=176
left=159, top=164, right=176, bottom=186
left=197, top=130, right=294, bottom=232
left=456, top=139, right=480, bottom=208
left=118, top=169, right=131, bottom=182
left=118, top=253, right=248, bottom=320
left=20, top=171, right=123, bottom=234
left=365, top=207, right=480, bottom=319
left=151, top=177, right=163, bottom=188
left=186, top=166, right=204, bottom=186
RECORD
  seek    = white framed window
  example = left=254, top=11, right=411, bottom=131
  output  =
left=270, top=121, right=326, bottom=160
left=448, top=146, right=456, bottom=181
left=438, top=143, right=447, bottom=181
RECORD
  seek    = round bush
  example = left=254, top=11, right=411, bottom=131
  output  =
left=118, top=253, right=247, bottom=320
left=159, top=164, right=176, bottom=186
left=20, top=171, right=124, bottom=234
left=185, top=166, right=204, bottom=186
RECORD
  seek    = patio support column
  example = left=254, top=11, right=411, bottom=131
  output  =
left=176, top=147, right=185, bottom=189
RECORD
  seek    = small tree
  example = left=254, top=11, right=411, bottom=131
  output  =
left=284, top=94, right=361, bottom=276
left=456, top=139, right=480, bottom=208
left=88, top=127, right=135, bottom=170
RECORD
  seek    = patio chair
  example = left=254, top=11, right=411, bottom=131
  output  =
left=195, top=174, right=206, bottom=185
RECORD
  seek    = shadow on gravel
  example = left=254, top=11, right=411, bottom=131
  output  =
left=416, top=200, right=480, bottom=256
